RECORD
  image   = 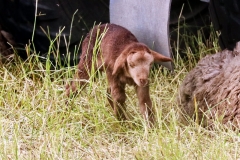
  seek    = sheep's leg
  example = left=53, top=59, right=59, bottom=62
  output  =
left=107, top=87, right=114, bottom=109
left=66, top=63, right=91, bottom=97
left=108, top=83, right=127, bottom=120
left=136, top=86, right=155, bottom=126
left=66, top=30, right=98, bottom=97
left=67, top=52, right=103, bottom=97
left=65, top=39, right=97, bottom=97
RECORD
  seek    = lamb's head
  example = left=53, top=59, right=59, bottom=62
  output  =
left=126, top=50, right=153, bottom=86
left=112, top=43, right=172, bottom=87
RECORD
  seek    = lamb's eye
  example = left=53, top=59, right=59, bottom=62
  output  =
left=129, top=63, right=135, bottom=68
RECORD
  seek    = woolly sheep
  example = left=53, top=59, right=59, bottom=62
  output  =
left=178, top=42, right=240, bottom=129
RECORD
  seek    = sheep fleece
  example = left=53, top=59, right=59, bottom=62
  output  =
left=178, top=44, right=240, bottom=128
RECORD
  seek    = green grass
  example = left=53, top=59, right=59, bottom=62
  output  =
left=0, top=27, right=240, bottom=159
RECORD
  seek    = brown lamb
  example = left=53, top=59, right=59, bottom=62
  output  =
left=66, top=23, right=172, bottom=126
left=178, top=42, right=240, bottom=129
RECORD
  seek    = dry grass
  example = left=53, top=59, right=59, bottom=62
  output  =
left=0, top=25, right=239, bottom=160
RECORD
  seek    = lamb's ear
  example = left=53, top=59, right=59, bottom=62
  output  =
left=112, top=53, right=127, bottom=75
left=150, top=49, right=172, bottom=62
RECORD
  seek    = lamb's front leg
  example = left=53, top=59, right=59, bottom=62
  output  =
left=107, top=83, right=127, bottom=121
left=136, top=86, right=155, bottom=126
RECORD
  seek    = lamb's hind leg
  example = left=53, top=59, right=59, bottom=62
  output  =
left=66, top=63, right=91, bottom=97
left=136, top=86, right=155, bottom=126
left=66, top=33, right=96, bottom=97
